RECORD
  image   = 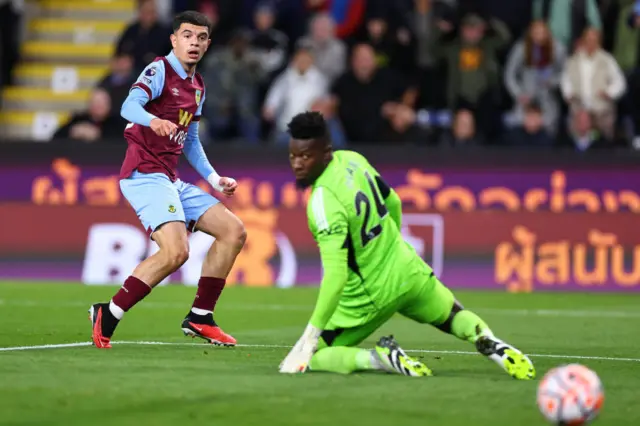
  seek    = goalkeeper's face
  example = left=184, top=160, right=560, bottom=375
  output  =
left=171, top=23, right=211, bottom=66
left=289, top=138, right=330, bottom=189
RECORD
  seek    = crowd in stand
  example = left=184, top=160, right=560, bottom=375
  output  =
left=42, top=0, right=640, bottom=150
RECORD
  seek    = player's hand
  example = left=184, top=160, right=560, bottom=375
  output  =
left=207, top=173, right=237, bottom=196
left=219, top=177, right=238, bottom=197
left=150, top=118, right=178, bottom=138
left=279, top=324, right=321, bottom=374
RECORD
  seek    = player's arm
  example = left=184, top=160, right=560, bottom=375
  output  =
left=182, top=91, right=236, bottom=196
left=279, top=187, right=348, bottom=373
left=375, top=173, right=402, bottom=229
left=120, top=61, right=165, bottom=126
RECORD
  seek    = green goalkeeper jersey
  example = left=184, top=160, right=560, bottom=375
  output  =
left=306, top=150, right=432, bottom=330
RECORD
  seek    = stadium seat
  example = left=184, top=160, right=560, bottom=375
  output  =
left=0, top=0, right=134, bottom=140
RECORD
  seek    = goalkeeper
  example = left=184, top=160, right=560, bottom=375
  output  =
left=279, top=112, right=535, bottom=380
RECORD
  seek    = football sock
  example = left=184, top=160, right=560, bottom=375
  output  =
left=110, top=276, right=152, bottom=319
left=450, top=310, right=492, bottom=343
left=191, top=277, right=225, bottom=315
left=310, top=347, right=377, bottom=375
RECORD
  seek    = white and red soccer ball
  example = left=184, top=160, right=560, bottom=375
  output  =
left=537, top=364, right=604, bottom=425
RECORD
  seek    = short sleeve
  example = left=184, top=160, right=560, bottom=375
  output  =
left=308, top=187, right=348, bottom=246
left=130, top=60, right=165, bottom=101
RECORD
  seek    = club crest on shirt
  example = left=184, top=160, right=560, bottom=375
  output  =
left=145, top=66, right=157, bottom=77
left=195, top=89, right=202, bottom=106
left=168, top=204, right=176, bottom=213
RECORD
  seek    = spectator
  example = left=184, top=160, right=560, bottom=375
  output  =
left=561, top=28, right=626, bottom=141
left=615, top=0, right=640, bottom=146
left=263, top=44, right=329, bottom=144
left=116, top=0, right=172, bottom=73
left=504, top=20, right=565, bottom=134
left=505, top=101, right=555, bottom=146
left=328, top=43, right=411, bottom=143
left=568, top=108, right=607, bottom=150
left=176, top=1, right=241, bottom=49
left=441, top=14, right=511, bottom=138
left=52, top=89, right=124, bottom=142
left=0, top=0, right=23, bottom=89
left=203, top=30, right=263, bottom=143
left=305, top=0, right=366, bottom=40
left=97, top=52, right=136, bottom=120
left=403, top=0, right=455, bottom=112
left=406, top=0, right=455, bottom=71
left=250, top=2, right=289, bottom=78
left=358, top=13, right=414, bottom=73
left=299, top=13, right=347, bottom=83
left=533, top=0, right=602, bottom=51
left=440, top=108, right=482, bottom=147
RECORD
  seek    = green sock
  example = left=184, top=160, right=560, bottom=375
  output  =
left=450, top=310, right=492, bottom=343
left=310, top=347, right=376, bottom=375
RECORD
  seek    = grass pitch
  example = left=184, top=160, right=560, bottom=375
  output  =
left=0, top=282, right=639, bottom=426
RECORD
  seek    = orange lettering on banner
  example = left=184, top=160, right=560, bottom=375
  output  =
left=32, top=158, right=80, bottom=205
left=573, top=230, right=616, bottom=286
left=83, top=176, right=120, bottom=206
left=567, top=190, right=601, bottom=213
left=479, top=188, right=520, bottom=211
left=611, top=245, right=640, bottom=287
left=256, top=182, right=274, bottom=208
left=618, top=190, right=640, bottom=213
left=602, top=191, right=619, bottom=212
left=27, top=159, right=640, bottom=213
left=536, top=241, right=570, bottom=285
left=494, top=226, right=536, bottom=293
left=550, top=171, right=566, bottom=213
left=434, top=187, right=476, bottom=211
left=226, top=208, right=278, bottom=286
left=281, top=182, right=298, bottom=208
left=495, top=227, right=640, bottom=290
left=523, top=188, right=547, bottom=211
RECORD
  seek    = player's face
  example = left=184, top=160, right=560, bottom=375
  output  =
left=171, top=23, right=211, bottom=66
left=289, top=139, right=329, bottom=188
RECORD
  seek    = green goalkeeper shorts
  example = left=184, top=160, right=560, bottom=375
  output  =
left=319, top=271, right=455, bottom=348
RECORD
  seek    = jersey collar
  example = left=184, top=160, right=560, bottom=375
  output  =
left=166, top=50, right=195, bottom=81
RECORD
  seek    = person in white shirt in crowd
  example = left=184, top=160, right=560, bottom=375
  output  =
left=298, top=12, right=347, bottom=83
left=561, top=27, right=626, bottom=141
left=263, top=43, right=330, bottom=144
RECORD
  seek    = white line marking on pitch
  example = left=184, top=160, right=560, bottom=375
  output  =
left=1, top=299, right=639, bottom=319
left=0, top=340, right=639, bottom=363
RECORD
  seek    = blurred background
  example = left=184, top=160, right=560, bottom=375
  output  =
left=0, top=0, right=639, bottom=292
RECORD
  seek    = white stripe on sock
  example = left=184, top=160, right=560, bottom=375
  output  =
left=191, top=307, right=212, bottom=316
left=109, top=301, right=124, bottom=320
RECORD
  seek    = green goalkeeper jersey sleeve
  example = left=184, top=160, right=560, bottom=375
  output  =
left=306, top=150, right=429, bottom=327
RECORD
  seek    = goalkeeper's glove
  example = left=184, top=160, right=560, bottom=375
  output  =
left=279, top=324, right=322, bottom=374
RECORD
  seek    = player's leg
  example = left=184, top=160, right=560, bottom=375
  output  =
left=399, top=272, right=535, bottom=380
left=179, top=182, right=246, bottom=346
left=89, top=172, right=189, bottom=349
left=309, top=308, right=432, bottom=377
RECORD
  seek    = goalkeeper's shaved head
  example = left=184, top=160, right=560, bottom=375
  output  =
left=288, top=111, right=333, bottom=189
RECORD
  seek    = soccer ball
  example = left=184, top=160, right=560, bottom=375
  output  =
left=537, top=364, right=604, bottom=425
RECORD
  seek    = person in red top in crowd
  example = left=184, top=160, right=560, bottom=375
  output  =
left=306, top=0, right=366, bottom=39
left=88, top=11, right=246, bottom=350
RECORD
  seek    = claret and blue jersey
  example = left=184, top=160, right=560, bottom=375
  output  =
left=118, top=51, right=219, bottom=236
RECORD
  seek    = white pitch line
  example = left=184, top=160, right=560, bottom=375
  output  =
left=0, top=340, right=639, bottom=363
left=1, top=299, right=639, bottom=318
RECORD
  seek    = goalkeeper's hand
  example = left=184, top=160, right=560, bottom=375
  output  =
left=279, top=324, right=322, bottom=374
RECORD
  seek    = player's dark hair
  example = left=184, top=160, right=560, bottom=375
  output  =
left=287, top=111, right=329, bottom=144
left=173, top=11, right=213, bottom=35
